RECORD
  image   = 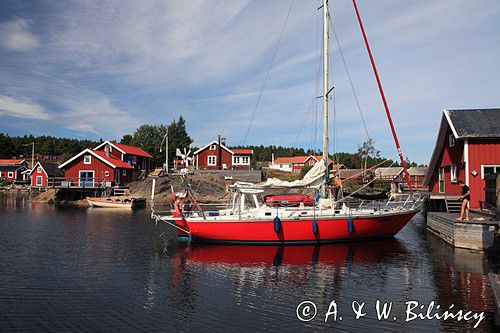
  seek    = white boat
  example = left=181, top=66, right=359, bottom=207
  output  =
left=87, top=196, right=146, bottom=209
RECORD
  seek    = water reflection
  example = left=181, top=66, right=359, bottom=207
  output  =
left=0, top=193, right=495, bottom=332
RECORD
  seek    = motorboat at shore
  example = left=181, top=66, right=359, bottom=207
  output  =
left=87, top=196, right=146, bottom=209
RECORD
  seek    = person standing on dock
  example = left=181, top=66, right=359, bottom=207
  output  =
left=457, top=180, right=470, bottom=222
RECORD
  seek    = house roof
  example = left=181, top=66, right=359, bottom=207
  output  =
left=92, top=151, right=134, bottom=169
left=0, top=165, right=27, bottom=172
left=408, top=166, right=427, bottom=176
left=375, top=167, right=403, bottom=178
left=59, top=149, right=133, bottom=169
left=93, top=141, right=152, bottom=158
left=30, top=161, right=64, bottom=177
left=232, top=149, right=253, bottom=155
left=424, top=108, right=500, bottom=185
left=445, top=108, right=500, bottom=139
left=273, top=156, right=307, bottom=164
left=193, top=141, right=234, bottom=155
left=273, top=155, right=336, bottom=165
left=337, top=168, right=374, bottom=179
left=0, top=159, right=26, bottom=166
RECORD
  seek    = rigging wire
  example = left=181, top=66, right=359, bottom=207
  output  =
left=220, top=15, right=277, bottom=137
left=329, top=17, right=370, bottom=140
left=242, top=0, right=295, bottom=145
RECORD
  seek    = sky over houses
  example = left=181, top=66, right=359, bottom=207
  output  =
left=0, top=0, right=499, bottom=164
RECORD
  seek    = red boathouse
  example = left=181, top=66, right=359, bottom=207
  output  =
left=424, top=108, right=500, bottom=209
left=0, top=159, right=29, bottom=183
left=58, top=149, right=134, bottom=187
left=193, top=140, right=253, bottom=170
left=30, top=161, right=64, bottom=189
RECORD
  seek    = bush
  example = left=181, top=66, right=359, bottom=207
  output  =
left=299, top=165, right=313, bottom=179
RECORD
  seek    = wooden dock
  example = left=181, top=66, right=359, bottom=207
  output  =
left=426, top=212, right=498, bottom=251
left=490, top=273, right=500, bottom=326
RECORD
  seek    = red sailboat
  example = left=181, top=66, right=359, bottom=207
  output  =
left=151, top=0, right=423, bottom=244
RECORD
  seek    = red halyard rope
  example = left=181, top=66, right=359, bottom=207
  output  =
left=351, top=0, right=413, bottom=193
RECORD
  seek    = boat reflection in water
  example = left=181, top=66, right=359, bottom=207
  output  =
left=173, top=239, right=408, bottom=269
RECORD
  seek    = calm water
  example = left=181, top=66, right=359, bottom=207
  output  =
left=0, top=192, right=496, bottom=332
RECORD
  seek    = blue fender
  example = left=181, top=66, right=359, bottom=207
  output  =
left=274, top=216, right=281, bottom=233
left=312, top=218, right=318, bottom=234
left=348, top=217, right=355, bottom=235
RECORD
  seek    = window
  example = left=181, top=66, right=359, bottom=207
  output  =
left=7, top=171, right=13, bottom=178
left=37, top=166, right=42, bottom=173
left=104, top=171, right=110, bottom=177
left=36, top=176, right=42, bottom=186
left=242, top=156, right=249, bottom=164
left=122, top=170, right=127, bottom=176
left=132, top=156, right=137, bottom=164
left=450, top=164, right=457, bottom=183
left=481, top=165, right=500, bottom=179
left=438, top=167, right=445, bottom=193
left=207, top=156, right=217, bottom=166
left=210, top=144, right=217, bottom=151
left=449, top=134, right=456, bottom=147
left=233, top=156, right=240, bottom=164
left=109, top=146, right=112, bottom=152
left=84, top=155, right=91, bottom=164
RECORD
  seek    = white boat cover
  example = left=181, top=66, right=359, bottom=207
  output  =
left=234, top=161, right=327, bottom=189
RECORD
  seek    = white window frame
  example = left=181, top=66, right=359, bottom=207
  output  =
left=131, top=156, right=137, bottom=164
left=210, top=145, right=217, bottom=151
left=36, top=176, right=43, bottom=186
left=207, top=155, right=217, bottom=166
left=7, top=171, right=13, bottom=178
left=37, top=166, right=43, bottom=173
left=449, top=134, right=455, bottom=147
left=438, top=167, right=445, bottom=193
left=481, top=164, right=500, bottom=179
left=233, top=156, right=240, bottom=164
left=84, top=155, right=91, bottom=164
left=122, top=169, right=127, bottom=176
left=450, top=164, right=457, bottom=183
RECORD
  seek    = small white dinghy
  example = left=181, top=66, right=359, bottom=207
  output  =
left=87, top=196, right=146, bottom=209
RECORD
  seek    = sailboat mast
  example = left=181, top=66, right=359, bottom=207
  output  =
left=322, top=0, right=330, bottom=197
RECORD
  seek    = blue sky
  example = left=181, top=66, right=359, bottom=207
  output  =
left=0, top=0, right=499, bottom=164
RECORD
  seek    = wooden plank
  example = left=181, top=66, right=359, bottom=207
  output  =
left=489, top=273, right=500, bottom=326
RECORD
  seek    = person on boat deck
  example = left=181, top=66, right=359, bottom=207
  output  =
left=329, top=172, right=343, bottom=200
left=457, top=180, right=470, bottom=222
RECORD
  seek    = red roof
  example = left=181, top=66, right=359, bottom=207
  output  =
left=273, top=155, right=336, bottom=165
left=0, top=159, right=25, bottom=165
left=93, top=151, right=134, bottom=169
left=232, top=149, right=253, bottom=155
left=111, top=142, right=152, bottom=158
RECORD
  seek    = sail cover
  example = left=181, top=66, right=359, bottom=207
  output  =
left=234, top=161, right=326, bottom=189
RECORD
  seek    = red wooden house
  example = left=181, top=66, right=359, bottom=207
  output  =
left=93, top=141, right=152, bottom=179
left=58, top=148, right=134, bottom=187
left=0, top=159, right=29, bottom=183
left=424, top=108, right=500, bottom=209
left=193, top=141, right=253, bottom=170
left=30, top=161, right=63, bottom=189
left=270, top=155, right=340, bottom=173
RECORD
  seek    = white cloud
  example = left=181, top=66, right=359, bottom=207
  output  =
left=0, top=19, right=39, bottom=52
left=0, top=95, right=51, bottom=120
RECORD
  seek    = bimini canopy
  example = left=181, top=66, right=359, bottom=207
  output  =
left=233, top=161, right=326, bottom=190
